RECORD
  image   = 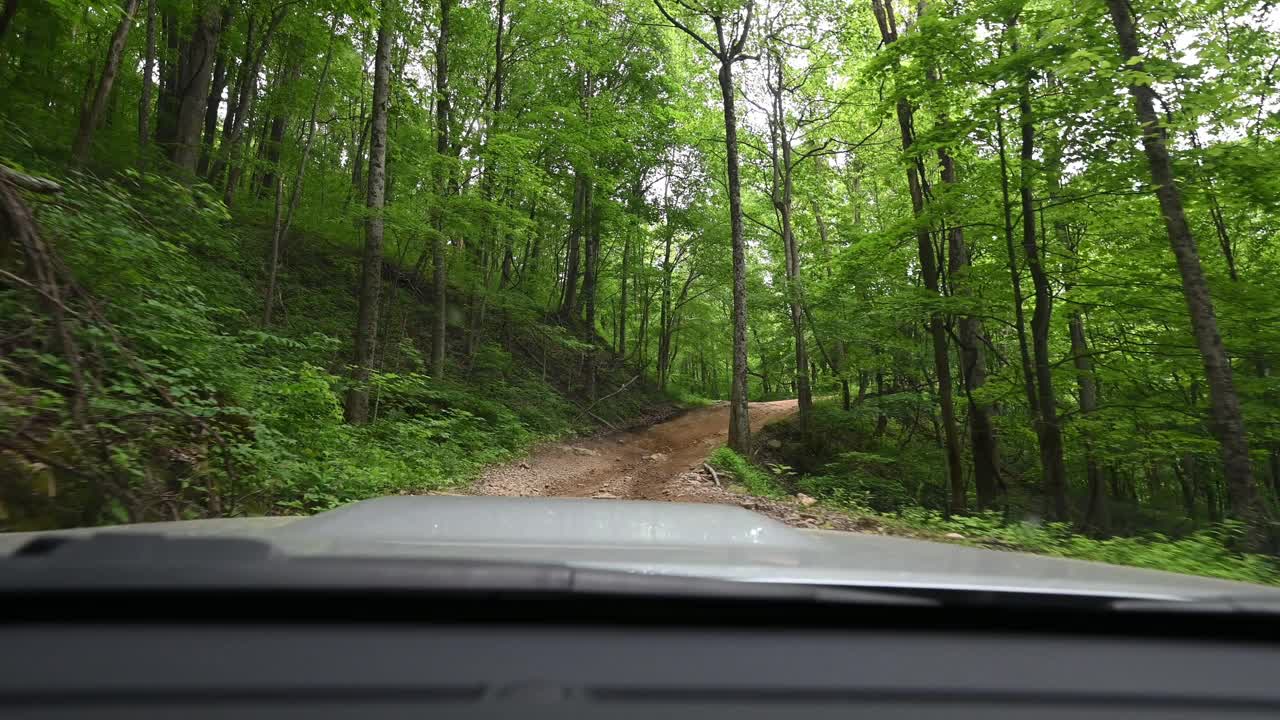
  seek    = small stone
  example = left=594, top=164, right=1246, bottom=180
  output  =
left=645, top=452, right=669, bottom=462
left=766, top=439, right=783, bottom=450
left=797, top=493, right=818, bottom=507
left=593, top=492, right=620, bottom=499
left=944, top=532, right=965, bottom=540
left=519, top=461, right=530, bottom=470
left=616, top=438, right=626, bottom=445
left=571, top=446, right=600, bottom=457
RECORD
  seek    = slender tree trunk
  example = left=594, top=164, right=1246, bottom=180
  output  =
left=137, top=0, right=156, bottom=162
left=720, top=57, right=751, bottom=453
left=196, top=45, right=228, bottom=177
left=1069, top=309, right=1108, bottom=531
left=263, top=15, right=337, bottom=327
left=72, top=0, right=142, bottom=164
left=940, top=146, right=1000, bottom=510
left=582, top=188, right=600, bottom=336
left=1016, top=52, right=1070, bottom=522
left=345, top=1, right=391, bottom=424
left=195, top=5, right=233, bottom=176
left=873, top=0, right=964, bottom=514
left=768, top=54, right=812, bottom=434
left=0, top=0, right=18, bottom=42
left=1105, top=0, right=1267, bottom=547
left=211, top=8, right=286, bottom=199
left=995, top=112, right=1039, bottom=416
left=657, top=222, right=673, bottom=390
left=560, top=171, right=586, bottom=319
left=429, top=0, right=452, bottom=378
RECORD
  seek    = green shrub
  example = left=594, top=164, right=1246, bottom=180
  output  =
left=895, top=510, right=1280, bottom=586
left=708, top=447, right=784, bottom=498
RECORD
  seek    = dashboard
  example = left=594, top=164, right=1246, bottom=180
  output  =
left=4, top=590, right=1280, bottom=719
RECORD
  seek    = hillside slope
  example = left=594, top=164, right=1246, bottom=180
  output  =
left=0, top=169, right=673, bottom=530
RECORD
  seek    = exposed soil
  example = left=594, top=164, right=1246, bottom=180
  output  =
left=472, top=399, right=886, bottom=533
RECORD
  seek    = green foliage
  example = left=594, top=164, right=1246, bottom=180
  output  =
left=894, top=510, right=1280, bottom=587
left=708, top=447, right=784, bottom=499
left=0, top=165, right=653, bottom=528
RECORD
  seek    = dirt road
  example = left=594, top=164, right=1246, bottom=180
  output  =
left=475, top=400, right=799, bottom=501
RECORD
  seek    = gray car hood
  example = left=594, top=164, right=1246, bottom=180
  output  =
left=3, top=495, right=1274, bottom=601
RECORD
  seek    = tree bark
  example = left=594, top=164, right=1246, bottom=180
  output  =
left=72, top=0, right=142, bottom=164
left=210, top=8, right=287, bottom=200
left=874, top=0, right=964, bottom=514
left=651, top=0, right=752, bottom=451
left=0, top=0, right=18, bottom=42
left=164, top=1, right=224, bottom=174
left=767, top=51, right=813, bottom=434
left=195, top=4, right=234, bottom=176
left=427, top=0, right=453, bottom=378
left=940, top=146, right=1000, bottom=510
left=137, top=0, right=156, bottom=162
left=1014, top=36, right=1070, bottom=522
left=719, top=54, right=751, bottom=453
left=560, top=171, right=587, bottom=320
left=263, top=15, right=337, bottom=327
left=344, top=0, right=392, bottom=424
left=1105, top=0, right=1267, bottom=547
left=995, top=111, right=1039, bottom=417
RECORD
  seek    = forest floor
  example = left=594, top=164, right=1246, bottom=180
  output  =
left=472, top=399, right=885, bottom=533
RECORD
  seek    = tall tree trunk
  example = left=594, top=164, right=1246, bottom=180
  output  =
left=651, top=0, right=752, bottom=450
left=719, top=55, right=750, bottom=453
left=137, top=0, right=156, bottom=162
left=1069, top=308, right=1108, bottom=532
left=211, top=7, right=287, bottom=200
left=1014, top=34, right=1069, bottom=522
left=0, top=0, right=18, bottom=42
left=1105, top=0, right=1267, bottom=547
left=344, top=1, right=391, bottom=424
left=263, top=15, right=337, bottom=327
left=940, top=146, right=1000, bottom=510
left=995, top=112, right=1039, bottom=416
left=767, top=52, right=812, bottom=434
left=195, top=4, right=233, bottom=176
left=873, top=0, right=964, bottom=514
left=72, top=0, right=142, bottom=164
left=259, top=114, right=286, bottom=198
left=196, top=45, right=228, bottom=177
left=582, top=188, right=600, bottom=336
left=166, top=2, right=224, bottom=174
left=430, top=0, right=452, bottom=378
left=657, top=221, right=673, bottom=391
left=559, top=171, right=586, bottom=319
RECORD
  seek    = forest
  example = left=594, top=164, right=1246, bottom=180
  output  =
left=1, top=0, right=1278, bottom=566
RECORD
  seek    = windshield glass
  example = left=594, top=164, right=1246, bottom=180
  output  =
left=1, top=0, right=1278, bottom=592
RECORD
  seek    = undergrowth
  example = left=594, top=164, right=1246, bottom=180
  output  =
left=707, top=448, right=785, bottom=499
left=736, top=399, right=1280, bottom=587
left=1, top=168, right=661, bottom=529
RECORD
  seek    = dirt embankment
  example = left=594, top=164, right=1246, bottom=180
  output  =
left=473, top=399, right=882, bottom=533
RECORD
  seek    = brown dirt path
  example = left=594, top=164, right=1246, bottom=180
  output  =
left=474, top=400, right=799, bottom=500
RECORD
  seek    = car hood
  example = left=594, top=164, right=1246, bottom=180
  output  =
left=2, top=495, right=1274, bottom=601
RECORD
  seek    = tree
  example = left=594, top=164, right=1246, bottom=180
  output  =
left=345, top=0, right=392, bottom=424
left=72, top=0, right=142, bottom=164
left=652, top=0, right=755, bottom=452
left=1104, top=0, right=1268, bottom=548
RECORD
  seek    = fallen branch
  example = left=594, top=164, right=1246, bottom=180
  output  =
left=572, top=373, right=639, bottom=422
left=703, top=462, right=721, bottom=487
left=0, top=165, right=63, bottom=194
